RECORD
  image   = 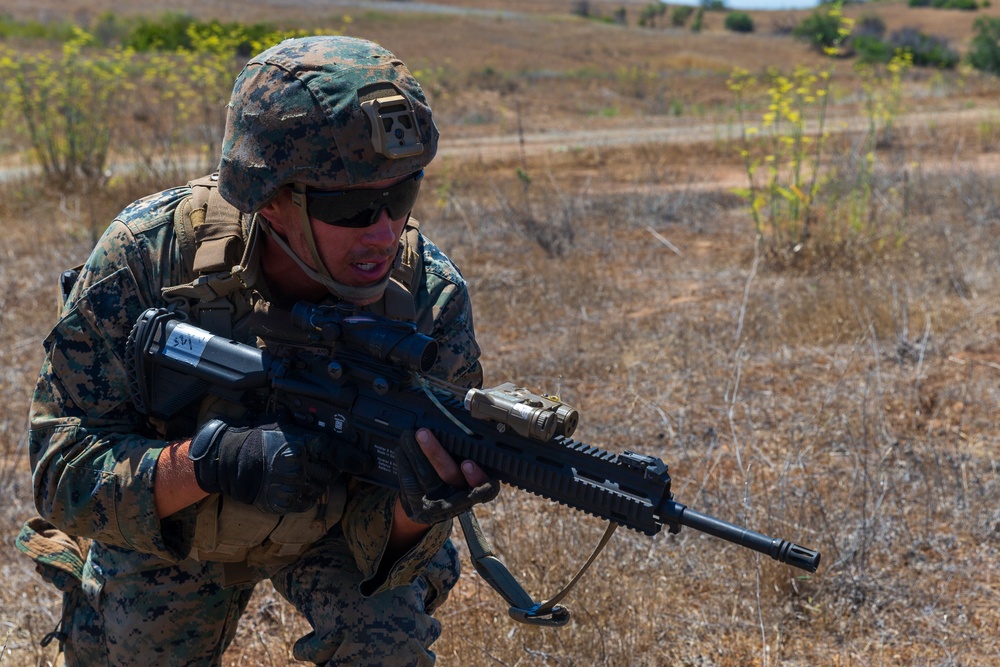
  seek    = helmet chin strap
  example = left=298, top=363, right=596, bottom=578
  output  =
left=259, top=186, right=401, bottom=304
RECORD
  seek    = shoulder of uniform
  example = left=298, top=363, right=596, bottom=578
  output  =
left=89, top=187, right=198, bottom=293
left=418, top=233, right=467, bottom=287
left=117, top=186, right=191, bottom=222
left=114, top=186, right=192, bottom=237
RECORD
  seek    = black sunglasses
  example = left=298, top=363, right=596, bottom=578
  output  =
left=305, top=170, right=423, bottom=228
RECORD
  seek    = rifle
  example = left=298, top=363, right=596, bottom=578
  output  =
left=126, top=302, right=821, bottom=625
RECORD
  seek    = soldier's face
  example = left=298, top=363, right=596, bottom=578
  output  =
left=310, top=202, right=406, bottom=290
left=261, top=175, right=410, bottom=304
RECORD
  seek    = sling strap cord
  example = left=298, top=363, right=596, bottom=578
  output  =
left=458, top=510, right=618, bottom=627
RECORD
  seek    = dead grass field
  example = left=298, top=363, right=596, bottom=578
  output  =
left=3, top=1, right=1000, bottom=665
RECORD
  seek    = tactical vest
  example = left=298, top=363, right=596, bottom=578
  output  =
left=166, top=174, right=425, bottom=579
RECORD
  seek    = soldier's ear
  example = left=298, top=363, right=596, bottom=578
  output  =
left=258, top=187, right=292, bottom=235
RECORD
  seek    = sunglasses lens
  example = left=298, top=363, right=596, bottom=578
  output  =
left=306, top=171, right=423, bottom=228
left=321, top=208, right=377, bottom=229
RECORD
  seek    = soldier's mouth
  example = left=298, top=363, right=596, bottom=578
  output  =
left=349, top=256, right=392, bottom=281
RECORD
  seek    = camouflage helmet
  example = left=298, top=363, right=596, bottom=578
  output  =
left=218, top=35, right=438, bottom=213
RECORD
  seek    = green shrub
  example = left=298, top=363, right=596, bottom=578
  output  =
left=728, top=53, right=912, bottom=260
left=937, top=0, right=979, bottom=9
left=725, top=11, right=755, bottom=32
left=91, top=12, right=131, bottom=47
left=853, top=35, right=894, bottom=63
left=2, top=31, right=129, bottom=191
left=125, top=12, right=197, bottom=51
left=638, top=2, right=667, bottom=27
left=691, top=6, right=705, bottom=31
left=853, top=27, right=959, bottom=68
left=727, top=65, right=833, bottom=254
left=792, top=7, right=847, bottom=52
left=0, top=16, right=78, bottom=41
left=891, top=28, right=959, bottom=68
left=671, top=5, right=695, bottom=26
left=124, top=13, right=277, bottom=56
left=968, top=16, right=1000, bottom=74
left=854, top=13, right=886, bottom=39
left=909, top=0, right=979, bottom=8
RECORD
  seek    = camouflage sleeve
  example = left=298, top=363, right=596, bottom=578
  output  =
left=415, top=234, right=483, bottom=389
left=339, top=233, right=481, bottom=594
left=29, top=193, right=190, bottom=560
left=341, top=484, right=451, bottom=596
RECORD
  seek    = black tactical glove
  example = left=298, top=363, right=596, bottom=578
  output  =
left=395, top=430, right=501, bottom=525
left=189, top=418, right=372, bottom=514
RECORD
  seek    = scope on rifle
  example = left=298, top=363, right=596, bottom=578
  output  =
left=465, top=383, right=580, bottom=442
left=291, top=301, right=437, bottom=373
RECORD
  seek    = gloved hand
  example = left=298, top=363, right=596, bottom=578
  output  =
left=395, top=430, right=500, bottom=525
left=189, top=418, right=372, bottom=514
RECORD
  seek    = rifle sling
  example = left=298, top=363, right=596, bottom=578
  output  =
left=457, top=509, right=618, bottom=627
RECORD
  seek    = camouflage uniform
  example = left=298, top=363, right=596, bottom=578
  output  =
left=22, top=36, right=483, bottom=667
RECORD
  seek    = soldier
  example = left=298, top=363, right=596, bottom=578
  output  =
left=17, top=35, right=498, bottom=666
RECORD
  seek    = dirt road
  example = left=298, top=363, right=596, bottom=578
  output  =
left=436, top=105, right=992, bottom=162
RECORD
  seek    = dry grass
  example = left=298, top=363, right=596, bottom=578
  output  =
left=4, top=2, right=1000, bottom=666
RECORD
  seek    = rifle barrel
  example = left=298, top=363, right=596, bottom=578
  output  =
left=659, top=500, right=820, bottom=573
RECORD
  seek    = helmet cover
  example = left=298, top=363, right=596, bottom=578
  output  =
left=218, top=35, right=438, bottom=213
